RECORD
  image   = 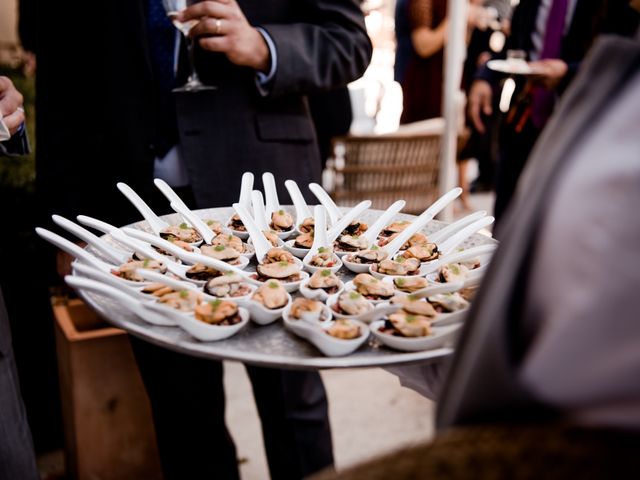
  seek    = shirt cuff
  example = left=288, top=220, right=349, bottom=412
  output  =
left=255, top=27, right=277, bottom=95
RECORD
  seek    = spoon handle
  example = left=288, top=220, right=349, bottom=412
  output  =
left=117, top=182, right=168, bottom=236
left=423, top=187, right=463, bottom=219
left=438, top=216, right=495, bottom=256
left=238, top=172, right=254, bottom=208
left=303, top=205, right=328, bottom=263
left=52, top=214, right=128, bottom=264
left=285, top=179, right=312, bottom=223
left=429, top=210, right=486, bottom=245
left=362, top=200, right=406, bottom=245
left=36, top=227, right=115, bottom=271
left=154, top=178, right=189, bottom=211
left=170, top=201, right=215, bottom=245
left=422, top=244, right=497, bottom=275
left=72, top=262, right=140, bottom=299
left=65, top=275, right=145, bottom=315
left=251, top=190, right=271, bottom=231
left=411, top=281, right=465, bottom=300
left=136, top=268, right=200, bottom=292
left=326, top=200, right=372, bottom=242
left=233, top=203, right=272, bottom=263
left=262, top=172, right=280, bottom=219
left=309, top=183, right=342, bottom=225
left=76, top=215, right=119, bottom=235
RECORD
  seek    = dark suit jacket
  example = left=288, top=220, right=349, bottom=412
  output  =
left=36, top=0, right=371, bottom=225
left=175, top=0, right=371, bottom=207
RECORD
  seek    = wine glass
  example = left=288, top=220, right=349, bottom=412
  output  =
left=162, top=0, right=216, bottom=92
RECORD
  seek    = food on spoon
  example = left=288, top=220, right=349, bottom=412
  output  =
left=306, top=269, right=342, bottom=295
left=352, top=273, right=395, bottom=300
left=345, top=246, right=388, bottom=265
left=289, top=297, right=327, bottom=323
left=262, top=230, right=281, bottom=247
left=263, top=247, right=296, bottom=264
left=185, top=263, right=222, bottom=281
left=195, top=299, right=242, bottom=325
left=211, top=233, right=245, bottom=253
left=332, top=291, right=373, bottom=316
left=151, top=239, right=194, bottom=257
left=271, top=209, right=294, bottom=232
left=401, top=243, right=439, bottom=262
left=205, top=219, right=225, bottom=235
left=251, top=280, right=289, bottom=309
left=158, top=289, right=202, bottom=312
left=200, top=244, right=242, bottom=264
left=379, top=311, right=432, bottom=338
left=326, top=319, right=361, bottom=340
left=372, top=256, right=421, bottom=276
left=341, top=220, right=368, bottom=236
left=335, top=234, right=369, bottom=252
left=378, top=232, right=429, bottom=249
left=204, top=272, right=252, bottom=298
left=294, top=231, right=314, bottom=249
left=255, top=261, right=302, bottom=282
left=428, top=292, right=470, bottom=312
left=160, top=223, right=203, bottom=244
left=141, top=282, right=174, bottom=297
left=379, top=220, right=411, bottom=238
left=438, top=263, right=471, bottom=283
left=390, top=294, right=438, bottom=317
left=308, top=247, right=337, bottom=267
left=228, top=214, right=246, bottom=232
left=111, top=259, right=167, bottom=282
left=298, top=217, right=315, bottom=234
left=393, top=276, right=429, bottom=293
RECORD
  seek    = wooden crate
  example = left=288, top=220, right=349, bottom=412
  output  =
left=53, top=298, right=163, bottom=479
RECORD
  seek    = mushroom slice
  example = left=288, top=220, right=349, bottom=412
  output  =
left=290, top=297, right=324, bottom=322
left=200, top=244, right=241, bottom=262
left=158, top=289, right=203, bottom=312
left=307, top=269, right=341, bottom=292
left=401, top=243, right=439, bottom=262
left=393, top=276, right=429, bottom=293
left=111, top=259, right=167, bottom=282
left=353, top=273, right=395, bottom=299
left=428, top=292, right=470, bottom=313
left=391, top=294, right=438, bottom=317
left=264, top=247, right=296, bottom=264
left=271, top=209, right=294, bottom=231
left=252, top=280, right=289, bottom=309
left=294, top=232, right=314, bottom=249
left=336, top=234, right=369, bottom=252
left=375, top=257, right=421, bottom=276
left=256, top=261, right=301, bottom=280
left=204, top=273, right=252, bottom=298
left=326, top=319, right=361, bottom=340
left=298, top=217, right=315, bottom=234
left=335, top=291, right=373, bottom=316
left=212, top=233, right=245, bottom=253
left=195, top=299, right=241, bottom=325
left=160, top=223, right=203, bottom=243
left=388, top=311, right=432, bottom=337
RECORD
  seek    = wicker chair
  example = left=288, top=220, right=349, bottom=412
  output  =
left=326, top=119, right=459, bottom=214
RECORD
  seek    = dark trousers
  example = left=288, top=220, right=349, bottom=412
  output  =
left=0, top=289, right=40, bottom=480
left=493, top=118, right=541, bottom=230
left=130, top=337, right=334, bottom=480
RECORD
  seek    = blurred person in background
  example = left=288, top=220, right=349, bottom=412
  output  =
left=0, top=75, right=39, bottom=480
left=35, top=1, right=372, bottom=479
left=468, top=0, right=639, bottom=226
left=314, top=21, right=640, bottom=479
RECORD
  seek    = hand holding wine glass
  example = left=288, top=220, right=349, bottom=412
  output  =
left=161, top=0, right=215, bottom=92
left=176, top=0, right=271, bottom=73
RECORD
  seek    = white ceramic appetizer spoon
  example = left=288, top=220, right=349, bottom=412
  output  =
left=436, top=216, right=495, bottom=256
left=251, top=190, right=271, bottom=232
left=428, top=210, right=487, bottom=245
left=408, top=280, right=465, bottom=299
left=361, top=200, right=406, bottom=247
left=232, top=203, right=273, bottom=264
left=65, top=275, right=176, bottom=326
left=325, top=200, right=372, bottom=241
left=116, top=182, right=169, bottom=236
left=170, top=201, right=215, bottom=245
left=421, top=244, right=497, bottom=276
left=308, top=182, right=342, bottom=226
left=284, top=179, right=313, bottom=230
left=303, top=205, right=329, bottom=264
left=52, top=214, right=130, bottom=265
left=226, top=172, right=254, bottom=240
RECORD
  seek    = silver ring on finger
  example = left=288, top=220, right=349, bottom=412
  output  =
left=214, top=18, right=222, bottom=35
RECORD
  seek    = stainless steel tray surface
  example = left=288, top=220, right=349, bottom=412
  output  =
left=78, top=206, right=497, bottom=370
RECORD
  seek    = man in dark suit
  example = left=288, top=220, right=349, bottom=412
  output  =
left=468, top=0, right=639, bottom=226
left=35, top=1, right=372, bottom=479
left=0, top=76, right=39, bottom=480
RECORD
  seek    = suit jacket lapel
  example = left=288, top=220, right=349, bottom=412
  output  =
left=436, top=35, right=640, bottom=429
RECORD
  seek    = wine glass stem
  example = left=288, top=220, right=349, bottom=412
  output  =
left=186, top=36, right=202, bottom=86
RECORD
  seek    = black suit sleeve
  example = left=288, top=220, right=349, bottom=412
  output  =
left=260, top=0, right=372, bottom=97
left=0, top=129, right=30, bottom=157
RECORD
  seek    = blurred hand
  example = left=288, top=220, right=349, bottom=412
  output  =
left=0, top=76, right=25, bottom=134
left=528, top=59, right=568, bottom=90
left=468, top=79, right=493, bottom=133
left=178, top=0, right=270, bottom=72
